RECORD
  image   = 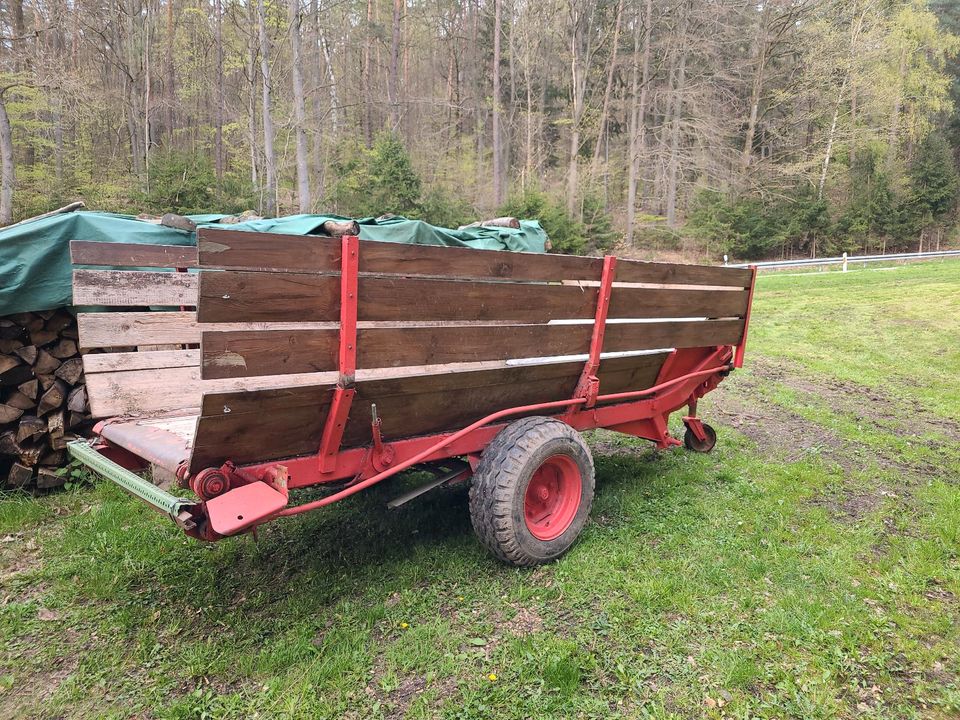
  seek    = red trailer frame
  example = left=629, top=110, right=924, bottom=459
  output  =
left=163, top=236, right=757, bottom=542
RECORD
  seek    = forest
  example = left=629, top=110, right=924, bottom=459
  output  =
left=2, top=0, right=960, bottom=259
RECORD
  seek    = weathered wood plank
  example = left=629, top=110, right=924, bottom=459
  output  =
left=84, top=365, right=335, bottom=419
left=77, top=311, right=335, bottom=349
left=198, top=228, right=341, bottom=273
left=197, top=227, right=603, bottom=281
left=199, top=272, right=597, bottom=323
left=616, top=259, right=752, bottom=288
left=197, top=271, right=340, bottom=323
left=82, top=349, right=200, bottom=374
left=608, top=287, right=749, bottom=319
left=200, top=319, right=744, bottom=379
left=71, top=241, right=198, bottom=268
left=188, top=351, right=671, bottom=472
left=73, top=270, right=198, bottom=307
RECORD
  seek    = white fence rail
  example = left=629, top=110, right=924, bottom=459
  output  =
left=725, top=249, right=960, bottom=271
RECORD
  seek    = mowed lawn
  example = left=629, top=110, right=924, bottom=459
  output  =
left=1, top=261, right=959, bottom=719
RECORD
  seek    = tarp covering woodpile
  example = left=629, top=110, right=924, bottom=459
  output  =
left=0, top=211, right=549, bottom=316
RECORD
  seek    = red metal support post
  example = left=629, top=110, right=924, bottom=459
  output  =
left=733, top=266, right=757, bottom=368
left=318, top=235, right=360, bottom=473
left=572, top=255, right=617, bottom=408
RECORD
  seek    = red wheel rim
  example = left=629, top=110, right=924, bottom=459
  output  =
left=523, top=455, right=582, bottom=541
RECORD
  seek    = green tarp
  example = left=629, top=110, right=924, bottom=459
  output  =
left=0, top=211, right=548, bottom=315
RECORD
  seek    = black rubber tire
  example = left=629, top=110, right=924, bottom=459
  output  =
left=683, top=422, right=717, bottom=453
left=468, top=417, right=594, bottom=567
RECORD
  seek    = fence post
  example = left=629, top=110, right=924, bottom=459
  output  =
left=842, top=252, right=848, bottom=273
left=723, top=254, right=728, bottom=267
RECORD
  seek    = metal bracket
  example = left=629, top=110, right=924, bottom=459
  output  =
left=571, top=255, right=616, bottom=409
left=318, top=235, right=360, bottom=473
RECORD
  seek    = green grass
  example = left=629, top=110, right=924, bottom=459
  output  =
left=2, top=260, right=959, bottom=719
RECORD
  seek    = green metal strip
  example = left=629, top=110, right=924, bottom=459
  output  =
left=67, top=440, right=194, bottom=518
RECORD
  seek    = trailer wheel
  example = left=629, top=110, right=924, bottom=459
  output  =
left=469, top=417, right=594, bottom=567
left=683, top=423, right=717, bottom=453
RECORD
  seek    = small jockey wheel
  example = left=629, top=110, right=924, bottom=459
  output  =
left=683, top=419, right=717, bottom=453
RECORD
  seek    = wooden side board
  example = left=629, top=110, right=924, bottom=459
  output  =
left=199, top=270, right=749, bottom=325
left=200, top=318, right=745, bottom=379
left=73, top=269, right=198, bottom=307
left=197, top=227, right=604, bottom=281
left=187, top=352, right=669, bottom=472
left=71, top=241, right=198, bottom=268
left=195, top=227, right=751, bottom=288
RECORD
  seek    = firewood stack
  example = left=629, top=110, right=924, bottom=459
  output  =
left=0, top=310, right=91, bottom=489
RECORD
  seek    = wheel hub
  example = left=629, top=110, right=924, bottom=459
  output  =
left=523, top=455, right=582, bottom=541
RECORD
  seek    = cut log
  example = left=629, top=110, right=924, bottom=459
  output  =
left=0, top=430, right=20, bottom=455
left=0, top=338, right=23, bottom=353
left=54, top=358, right=83, bottom=385
left=36, top=309, right=56, bottom=321
left=17, top=378, right=39, bottom=400
left=40, top=449, right=66, bottom=466
left=36, top=466, right=65, bottom=489
left=0, top=404, right=24, bottom=424
left=61, top=325, right=79, bottom=340
left=48, top=338, right=78, bottom=359
left=18, top=443, right=41, bottom=467
left=0, top=354, right=21, bottom=374
left=321, top=219, right=361, bottom=237
left=14, top=344, right=37, bottom=364
left=47, top=410, right=65, bottom=439
left=458, top=216, right=521, bottom=230
left=33, top=350, right=61, bottom=375
left=0, top=365, right=33, bottom=387
left=67, top=385, right=88, bottom=413
left=37, top=380, right=67, bottom=416
left=37, top=374, right=56, bottom=391
left=44, top=311, right=74, bottom=334
left=29, top=328, right=59, bottom=347
left=68, top=411, right=86, bottom=429
left=16, top=416, right=46, bottom=443
left=0, top=319, right=23, bottom=339
left=5, top=391, right=35, bottom=410
left=7, top=463, right=34, bottom=487
left=50, top=435, right=67, bottom=450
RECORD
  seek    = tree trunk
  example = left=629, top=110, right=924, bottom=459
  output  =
left=492, top=0, right=504, bottom=206
left=740, top=5, right=769, bottom=174
left=665, top=7, right=689, bottom=227
left=165, top=0, right=176, bottom=139
left=590, top=0, right=624, bottom=175
left=247, top=0, right=259, bottom=193
left=0, top=95, right=14, bottom=225
left=258, top=0, right=277, bottom=215
left=388, top=0, right=402, bottom=130
left=361, top=0, right=374, bottom=145
left=214, top=0, right=224, bottom=180
left=626, top=0, right=652, bottom=244
left=290, top=0, right=311, bottom=211
left=887, top=44, right=908, bottom=170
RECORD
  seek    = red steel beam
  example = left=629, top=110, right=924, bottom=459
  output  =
left=317, top=235, right=360, bottom=473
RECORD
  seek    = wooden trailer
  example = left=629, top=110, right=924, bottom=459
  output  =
left=67, top=230, right=755, bottom=566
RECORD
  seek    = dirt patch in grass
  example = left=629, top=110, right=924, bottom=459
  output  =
left=746, top=357, right=960, bottom=444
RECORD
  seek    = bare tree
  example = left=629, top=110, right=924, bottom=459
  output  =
left=257, top=0, right=277, bottom=215
left=290, top=0, right=311, bottom=211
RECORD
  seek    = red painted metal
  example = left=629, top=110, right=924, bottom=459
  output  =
left=524, top=455, right=582, bottom=540
left=317, top=235, right=360, bottom=473
left=206, top=481, right=288, bottom=536
left=734, top=266, right=757, bottom=368
left=571, top=255, right=616, bottom=408
left=337, top=235, right=359, bottom=381
left=241, top=346, right=734, bottom=521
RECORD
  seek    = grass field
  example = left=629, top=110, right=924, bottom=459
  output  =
left=1, top=260, right=959, bottom=719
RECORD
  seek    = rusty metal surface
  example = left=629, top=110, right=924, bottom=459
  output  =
left=100, top=418, right=194, bottom=472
